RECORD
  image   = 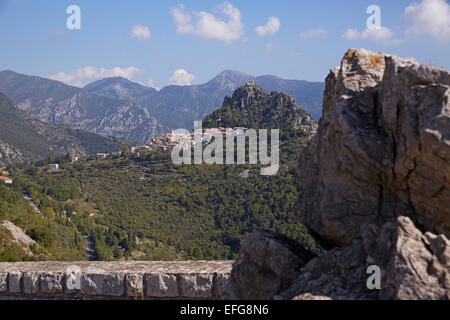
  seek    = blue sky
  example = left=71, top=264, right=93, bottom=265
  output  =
left=0, top=0, right=449, bottom=88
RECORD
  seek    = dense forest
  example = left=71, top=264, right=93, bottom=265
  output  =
left=8, top=137, right=319, bottom=261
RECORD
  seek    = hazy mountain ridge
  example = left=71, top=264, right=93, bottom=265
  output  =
left=0, top=92, right=130, bottom=167
left=0, top=71, right=166, bottom=143
left=0, top=69, right=323, bottom=143
left=85, top=70, right=325, bottom=130
left=83, top=77, right=158, bottom=101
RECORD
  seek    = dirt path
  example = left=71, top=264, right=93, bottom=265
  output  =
left=22, top=192, right=42, bottom=216
left=82, top=233, right=98, bottom=261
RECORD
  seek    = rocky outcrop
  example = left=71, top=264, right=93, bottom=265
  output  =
left=229, top=231, right=317, bottom=299
left=0, top=142, right=24, bottom=167
left=296, top=48, right=449, bottom=247
left=0, top=221, right=36, bottom=256
left=203, top=81, right=318, bottom=134
left=229, top=48, right=450, bottom=300
left=276, top=216, right=449, bottom=300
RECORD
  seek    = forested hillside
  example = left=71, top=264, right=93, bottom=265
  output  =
left=2, top=84, right=320, bottom=261
left=0, top=183, right=86, bottom=261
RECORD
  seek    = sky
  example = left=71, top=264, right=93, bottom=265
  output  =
left=0, top=0, right=449, bottom=89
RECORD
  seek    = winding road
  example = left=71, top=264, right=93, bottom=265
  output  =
left=81, top=233, right=98, bottom=261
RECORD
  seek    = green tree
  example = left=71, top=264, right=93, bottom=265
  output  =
left=121, top=145, right=131, bottom=154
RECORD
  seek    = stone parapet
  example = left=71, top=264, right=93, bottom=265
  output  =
left=0, top=261, right=233, bottom=300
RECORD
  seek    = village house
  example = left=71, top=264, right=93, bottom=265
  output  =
left=49, top=164, right=59, bottom=171
left=144, top=127, right=250, bottom=152
left=131, top=145, right=152, bottom=154
left=96, top=153, right=109, bottom=160
left=0, top=176, right=13, bottom=184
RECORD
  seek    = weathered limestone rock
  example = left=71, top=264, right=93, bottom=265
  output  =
left=276, top=239, right=375, bottom=300
left=125, top=274, right=144, bottom=298
left=64, top=266, right=82, bottom=294
left=229, top=230, right=316, bottom=299
left=0, top=261, right=232, bottom=299
left=8, top=272, right=21, bottom=293
left=146, top=274, right=179, bottom=298
left=180, top=274, right=213, bottom=298
left=81, top=273, right=124, bottom=297
left=377, top=217, right=450, bottom=299
left=230, top=49, right=449, bottom=300
left=213, top=273, right=237, bottom=300
left=296, top=48, right=450, bottom=247
left=40, top=273, right=63, bottom=294
left=0, top=221, right=36, bottom=249
left=277, top=216, right=449, bottom=300
left=0, top=273, right=7, bottom=292
left=23, top=272, right=40, bottom=294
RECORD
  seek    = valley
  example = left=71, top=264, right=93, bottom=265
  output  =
left=0, top=83, right=320, bottom=262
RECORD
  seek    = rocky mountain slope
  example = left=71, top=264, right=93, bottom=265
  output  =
left=85, top=70, right=325, bottom=130
left=83, top=76, right=158, bottom=101
left=203, top=81, right=317, bottom=133
left=0, top=92, right=130, bottom=167
left=228, top=49, right=450, bottom=300
left=0, top=71, right=165, bottom=143
left=0, top=70, right=323, bottom=141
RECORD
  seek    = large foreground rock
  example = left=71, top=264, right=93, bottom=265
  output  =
left=277, top=216, right=449, bottom=300
left=296, top=48, right=450, bottom=247
left=229, top=230, right=316, bottom=299
left=230, top=49, right=449, bottom=300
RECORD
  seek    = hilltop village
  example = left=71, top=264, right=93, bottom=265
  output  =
left=96, top=128, right=249, bottom=159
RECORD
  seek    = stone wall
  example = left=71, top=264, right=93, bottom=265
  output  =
left=0, top=261, right=233, bottom=300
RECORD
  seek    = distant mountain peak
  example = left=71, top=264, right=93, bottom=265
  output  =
left=0, top=72, right=165, bottom=143
left=0, top=69, right=324, bottom=134
left=209, top=70, right=253, bottom=83
left=83, top=76, right=158, bottom=102
left=218, top=69, right=253, bottom=77
left=84, top=76, right=149, bottom=90
left=203, top=83, right=318, bottom=133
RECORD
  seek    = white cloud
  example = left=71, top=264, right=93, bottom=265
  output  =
left=171, top=2, right=244, bottom=43
left=342, top=26, right=394, bottom=41
left=342, top=28, right=361, bottom=40
left=168, top=69, right=195, bottom=86
left=300, top=28, right=326, bottom=39
left=131, top=25, right=151, bottom=40
left=404, top=0, right=450, bottom=41
left=255, top=17, right=280, bottom=37
left=48, top=66, right=141, bottom=87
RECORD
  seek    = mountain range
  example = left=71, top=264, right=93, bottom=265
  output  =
left=0, top=92, right=129, bottom=167
left=0, top=70, right=324, bottom=143
left=85, top=70, right=324, bottom=130
left=0, top=71, right=165, bottom=143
